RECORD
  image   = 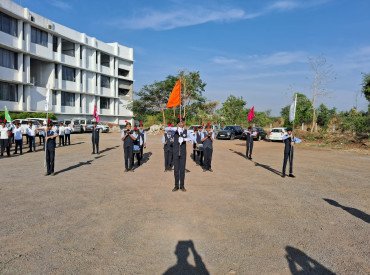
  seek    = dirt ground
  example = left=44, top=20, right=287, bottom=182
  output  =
left=0, top=132, right=369, bottom=274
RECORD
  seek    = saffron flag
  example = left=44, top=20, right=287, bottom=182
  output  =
left=247, top=106, right=255, bottom=122
left=93, top=104, right=100, bottom=122
left=289, top=94, right=297, bottom=123
left=4, top=106, right=11, bottom=122
left=167, top=79, right=181, bottom=108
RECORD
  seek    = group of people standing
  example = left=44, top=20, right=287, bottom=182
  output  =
left=0, top=120, right=72, bottom=158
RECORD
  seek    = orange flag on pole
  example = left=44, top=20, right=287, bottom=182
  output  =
left=167, top=79, right=181, bottom=108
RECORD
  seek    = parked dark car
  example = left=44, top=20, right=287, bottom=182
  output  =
left=216, top=125, right=244, bottom=140
left=240, top=127, right=267, bottom=141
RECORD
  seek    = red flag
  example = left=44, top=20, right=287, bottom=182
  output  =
left=167, top=79, right=181, bottom=108
left=93, top=104, right=100, bottom=122
left=247, top=106, right=255, bottom=122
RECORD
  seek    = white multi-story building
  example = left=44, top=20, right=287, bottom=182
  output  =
left=0, top=0, right=134, bottom=124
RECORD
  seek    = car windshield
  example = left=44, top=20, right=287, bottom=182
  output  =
left=74, top=121, right=80, bottom=125
left=224, top=126, right=234, bottom=131
left=271, top=129, right=283, bottom=133
left=86, top=120, right=92, bottom=124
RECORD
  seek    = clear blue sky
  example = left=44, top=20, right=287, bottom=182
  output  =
left=19, top=0, right=370, bottom=115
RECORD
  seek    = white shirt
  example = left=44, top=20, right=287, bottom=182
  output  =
left=58, top=126, right=65, bottom=135
left=64, top=126, right=71, bottom=134
left=13, top=127, right=23, bottom=140
left=26, top=125, right=36, bottom=137
left=0, top=126, right=9, bottom=139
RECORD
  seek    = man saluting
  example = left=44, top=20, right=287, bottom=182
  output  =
left=166, top=117, right=191, bottom=192
left=282, top=127, right=301, bottom=178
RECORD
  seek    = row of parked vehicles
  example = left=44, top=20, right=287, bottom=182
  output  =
left=11, top=118, right=110, bottom=134
left=188, top=124, right=288, bottom=141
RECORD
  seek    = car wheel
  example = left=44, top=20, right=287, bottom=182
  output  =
left=230, top=134, right=235, bottom=140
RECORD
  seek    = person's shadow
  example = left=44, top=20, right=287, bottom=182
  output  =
left=285, top=246, right=336, bottom=274
left=323, top=198, right=370, bottom=223
left=163, top=240, right=210, bottom=275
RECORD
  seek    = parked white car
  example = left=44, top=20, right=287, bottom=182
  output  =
left=268, top=127, right=287, bottom=141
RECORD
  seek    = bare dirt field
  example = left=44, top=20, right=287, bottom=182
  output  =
left=0, top=132, right=369, bottom=274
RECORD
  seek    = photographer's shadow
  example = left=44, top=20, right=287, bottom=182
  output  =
left=163, top=240, right=209, bottom=275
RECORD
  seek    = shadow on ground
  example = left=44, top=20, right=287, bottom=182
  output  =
left=163, top=240, right=209, bottom=275
left=285, top=246, right=335, bottom=274
left=323, top=198, right=370, bottom=223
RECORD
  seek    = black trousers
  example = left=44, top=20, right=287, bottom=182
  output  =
left=140, top=145, right=144, bottom=159
left=173, top=150, right=186, bottom=188
left=203, top=147, right=213, bottom=170
left=65, top=134, right=71, bottom=145
left=59, top=135, right=65, bottom=146
left=92, top=141, right=99, bottom=154
left=28, top=136, right=36, bottom=151
left=164, top=149, right=173, bottom=169
left=39, top=135, right=45, bottom=145
left=282, top=149, right=294, bottom=175
left=46, top=148, right=55, bottom=174
left=0, top=139, right=10, bottom=156
left=193, top=143, right=197, bottom=161
left=246, top=140, right=253, bottom=158
left=124, top=145, right=133, bottom=170
left=197, top=149, right=204, bottom=166
left=134, top=152, right=141, bottom=166
left=14, top=139, right=22, bottom=154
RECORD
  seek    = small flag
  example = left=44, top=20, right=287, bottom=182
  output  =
left=45, top=88, right=50, bottom=111
left=4, top=106, right=12, bottom=122
left=93, top=104, right=100, bottom=122
left=289, top=94, right=297, bottom=123
left=247, top=106, right=255, bottom=122
left=166, top=79, right=181, bottom=108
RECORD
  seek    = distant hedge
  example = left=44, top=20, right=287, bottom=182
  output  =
left=0, top=111, right=57, bottom=120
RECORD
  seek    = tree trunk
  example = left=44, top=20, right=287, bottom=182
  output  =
left=162, top=109, right=166, bottom=125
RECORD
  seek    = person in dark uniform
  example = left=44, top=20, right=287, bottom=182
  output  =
left=132, top=126, right=141, bottom=167
left=196, top=125, right=204, bottom=166
left=192, top=127, right=198, bottom=162
left=45, top=123, right=58, bottom=176
left=245, top=126, right=257, bottom=160
left=91, top=122, right=100, bottom=154
left=121, top=122, right=137, bottom=172
left=201, top=123, right=215, bottom=172
left=282, top=127, right=301, bottom=178
left=162, top=124, right=174, bottom=172
left=166, top=117, right=191, bottom=192
left=138, top=121, right=147, bottom=159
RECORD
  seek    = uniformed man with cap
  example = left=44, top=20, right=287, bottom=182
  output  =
left=166, top=117, right=191, bottom=192
left=162, top=123, right=174, bottom=172
left=245, top=126, right=257, bottom=160
left=192, top=126, right=199, bottom=162
left=45, top=123, right=58, bottom=176
left=196, top=125, right=204, bottom=166
left=91, top=121, right=100, bottom=154
left=121, top=121, right=137, bottom=172
left=201, top=123, right=215, bottom=172
left=282, top=127, right=301, bottom=178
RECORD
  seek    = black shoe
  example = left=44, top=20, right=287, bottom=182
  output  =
left=209, top=168, right=213, bottom=172
left=289, top=174, right=295, bottom=178
left=180, top=187, right=187, bottom=192
left=172, top=187, right=179, bottom=192
left=281, top=174, right=286, bottom=178
left=44, top=173, right=50, bottom=176
left=92, top=152, right=95, bottom=154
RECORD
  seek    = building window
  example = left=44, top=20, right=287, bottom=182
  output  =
left=55, top=64, right=58, bottom=79
left=31, top=26, right=48, bottom=47
left=96, top=51, right=98, bottom=64
left=118, top=68, right=129, bottom=77
left=101, top=53, right=110, bottom=67
left=22, top=23, right=25, bottom=40
left=80, top=94, right=82, bottom=107
left=100, top=97, right=110, bottom=109
left=0, top=81, right=18, bottom=102
left=80, top=46, right=82, bottom=60
left=61, top=39, right=75, bottom=57
left=118, top=88, right=129, bottom=96
left=80, top=70, right=83, bottom=83
left=23, top=55, right=25, bottom=72
left=52, top=90, right=57, bottom=105
left=53, top=36, right=58, bottom=52
left=62, top=66, right=75, bottom=82
left=61, top=91, right=75, bottom=107
left=101, top=75, right=110, bottom=88
left=0, top=11, right=18, bottom=37
left=0, top=47, right=18, bottom=70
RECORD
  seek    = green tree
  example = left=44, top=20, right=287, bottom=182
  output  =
left=281, top=93, right=313, bottom=127
left=339, top=108, right=368, bottom=134
left=316, top=104, right=336, bottom=129
left=218, top=95, right=247, bottom=125
left=361, top=73, right=370, bottom=102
